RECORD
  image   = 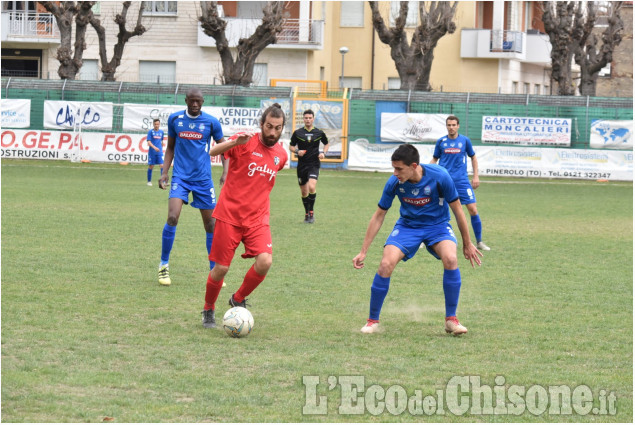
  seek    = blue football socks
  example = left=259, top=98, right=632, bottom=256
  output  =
left=147, top=168, right=152, bottom=183
left=443, top=268, right=462, bottom=317
left=471, top=214, right=483, bottom=243
left=369, top=273, right=390, bottom=321
left=161, top=223, right=176, bottom=264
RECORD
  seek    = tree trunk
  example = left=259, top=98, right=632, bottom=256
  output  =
left=89, top=1, right=146, bottom=81
left=368, top=1, right=457, bottom=92
left=575, top=2, right=624, bottom=97
left=199, top=1, right=284, bottom=86
left=40, top=1, right=95, bottom=80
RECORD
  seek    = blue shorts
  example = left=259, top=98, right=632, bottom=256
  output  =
left=385, top=222, right=457, bottom=261
left=454, top=179, right=476, bottom=205
left=169, top=176, right=216, bottom=210
left=148, top=151, right=164, bottom=166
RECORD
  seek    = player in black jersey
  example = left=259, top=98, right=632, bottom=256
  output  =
left=289, top=109, right=329, bottom=223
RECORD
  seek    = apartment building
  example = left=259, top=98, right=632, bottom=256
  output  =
left=1, top=1, right=629, bottom=95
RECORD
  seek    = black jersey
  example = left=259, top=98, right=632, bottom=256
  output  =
left=290, top=126, right=329, bottom=165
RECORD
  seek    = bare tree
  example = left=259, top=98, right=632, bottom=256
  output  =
left=39, top=1, right=96, bottom=80
left=199, top=1, right=285, bottom=86
left=368, top=1, right=457, bottom=91
left=575, top=2, right=624, bottom=96
left=542, top=1, right=624, bottom=96
left=89, top=1, right=146, bottom=81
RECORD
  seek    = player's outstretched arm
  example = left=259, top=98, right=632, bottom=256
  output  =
left=209, top=132, right=252, bottom=157
left=449, top=199, right=482, bottom=267
left=353, top=207, right=387, bottom=269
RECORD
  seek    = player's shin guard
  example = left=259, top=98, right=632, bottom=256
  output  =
left=443, top=268, right=461, bottom=317
left=308, top=192, right=316, bottom=212
left=206, top=232, right=215, bottom=270
left=235, top=265, right=266, bottom=302
left=147, top=168, right=152, bottom=182
left=204, top=272, right=224, bottom=310
left=369, top=274, right=390, bottom=321
left=471, top=214, right=483, bottom=243
left=161, top=224, right=177, bottom=263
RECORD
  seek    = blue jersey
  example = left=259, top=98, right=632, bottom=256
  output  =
left=378, top=164, right=459, bottom=228
left=167, top=110, right=223, bottom=182
left=147, top=129, right=164, bottom=153
left=433, top=134, right=475, bottom=183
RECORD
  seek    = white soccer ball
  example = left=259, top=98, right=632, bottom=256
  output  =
left=222, top=306, right=254, bottom=338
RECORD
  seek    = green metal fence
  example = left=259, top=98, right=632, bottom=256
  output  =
left=3, top=78, right=632, bottom=150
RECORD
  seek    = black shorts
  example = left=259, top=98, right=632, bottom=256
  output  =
left=297, top=162, right=320, bottom=186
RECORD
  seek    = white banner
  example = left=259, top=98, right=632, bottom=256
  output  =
left=589, top=119, right=633, bottom=150
left=380, top=113, right=448, bottom=143
left=122, top=105, right=262, bottom=136
left=348, top=139, right=632, bottom=181
left=0, top=129, right=290, bottom=169
left=2, top=99, right=31, bottom=128
left=482, top=116, right=572, bottom=147
left=122, top=104, right=181, bottom=132
left=43, top=100, right=113, bottom=130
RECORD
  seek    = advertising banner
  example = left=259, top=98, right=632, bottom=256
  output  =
left=348, top=139, right=632, bottom=181
left=43, top=100, right=113, bottom=130
left=122, top=104, right=262, bottom=135
left=482, top=116, right=571, bottom=147
left=0, top=129, right=290, bottom=168
left=2, top=99, right=31, bottom=128
left=589, top=119, right=633, bottom=150
left=380, top=113, right=448, bottom=143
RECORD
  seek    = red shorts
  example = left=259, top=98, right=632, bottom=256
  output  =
left=209, top=219, right=273, bottom=266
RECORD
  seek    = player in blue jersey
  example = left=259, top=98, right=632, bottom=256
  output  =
left=432, top=115, right=490, bottom=251
left=146, top=118, right=164, bottom=186
left=353, top=144, right=482, bottom=335
left=156, top=87, right=227, bottom=286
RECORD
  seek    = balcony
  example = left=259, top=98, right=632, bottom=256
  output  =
left=198, top=18, right=323, bottom=50
left=460, top=29, right=551, bottom=65
left=1, top=11, right=60, bottom=44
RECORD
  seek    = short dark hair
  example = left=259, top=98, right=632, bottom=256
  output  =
left=303, top=109, right=315, bottom=117
left=391, top=144, right=420, bottom=166
left=261, top=103, right=286, bottom=126
left=446, top=115, right=459, bottom=125
left=153, top=118, right=160, bottom=124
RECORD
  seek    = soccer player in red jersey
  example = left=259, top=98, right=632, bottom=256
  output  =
left=201, top=103, right=288, bottom=328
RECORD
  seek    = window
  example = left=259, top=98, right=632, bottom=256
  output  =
left=142, top=1, right=177, bottom=15
left=390, top=1, right=418, bottom=27
left=2, top=1, right=36, bottom=12
left=523, top=82, right=530, bottom=94
left=543, top=85, right=550, bottom=95
left=599, top=63, right=611, bottom=77
left=534, top=84, right=541, bottom=95
left=341, top=1, right=364, bottom=27
left=341, top=76, right=362, bottom=89
left=139, top=61, right=175, bottom=83
left=80, top=59, right=99, bottom=81
left=252, top=63, right=267, bottom=86
left=387, top=77, right=401, bottom=90
left=237, top=1, right=267, bottom=18
left=512, top=81, right=518, bottom=94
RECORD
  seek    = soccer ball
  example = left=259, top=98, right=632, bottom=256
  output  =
left=222, top=307, right=254, bottom=338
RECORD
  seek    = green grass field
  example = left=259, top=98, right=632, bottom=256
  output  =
left=1, top=159, right=632, bottom=422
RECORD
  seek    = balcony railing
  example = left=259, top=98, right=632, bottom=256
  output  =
left=489, top=29, right=523, bottom=53
left=198, top=18, right=323, bottom=49
left=2, top=11, right=60, bottom=38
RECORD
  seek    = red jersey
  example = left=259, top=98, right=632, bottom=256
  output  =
left=213, top=134, right=288, bottom=228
